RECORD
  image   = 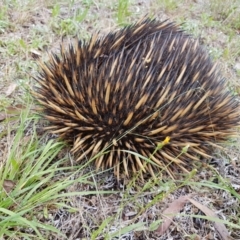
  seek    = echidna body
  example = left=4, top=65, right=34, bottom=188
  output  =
left=34, top=18, right=240, bottom=179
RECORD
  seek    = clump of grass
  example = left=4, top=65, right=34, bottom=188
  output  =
left=50, top=2, right=91, bottom=36
left=156, top=0, right=179, bottom=12
left=0, top=102, right=112, bottom=239
left=0, top=4, right=9, bottom=33
left=116, top=0, right=131, bottom=25
left=207, top=0, right=238, bottom=21
left=0, top=110, right=59, bottom=238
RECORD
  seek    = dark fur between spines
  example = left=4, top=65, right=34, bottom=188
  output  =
left=34, top=18, right=240, bottom=180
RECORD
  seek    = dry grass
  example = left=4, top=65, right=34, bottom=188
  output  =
left=0, top=0, right=240, bottom=239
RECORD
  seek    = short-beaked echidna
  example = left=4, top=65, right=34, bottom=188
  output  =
left=34, top=18, right=240, bottom=179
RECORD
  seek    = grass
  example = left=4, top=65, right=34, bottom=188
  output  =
left=116, top=0, right=131, bottom=25
left=0, top=99, right=115, bottom=239
left=0, top=0, right=240, bottom=239
left=157, top=0, right=179, bottom=12
left=1, top=106, right=65, bottom=238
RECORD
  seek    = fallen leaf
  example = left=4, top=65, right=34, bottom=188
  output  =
left=0, top=105, right=27, bottom=122
left=6, top=106, right=24, bottom=114
left=5, top=83, right=17, bottom=96
left=3, top=179, right=16, bottom=193
left=187, top=198, right=231, bottom=240
left=0, top=113, right=7, bottom=122
left=14, top=104, right=25, bottom=109
left=155, top=194, right=191, bottom=236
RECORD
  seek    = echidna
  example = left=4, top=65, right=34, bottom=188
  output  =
left=34, top=18, right=240, bottom=179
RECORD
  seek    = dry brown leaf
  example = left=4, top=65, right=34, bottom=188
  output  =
left=23, top=135, right=32, bottom=143
left=0, top=105, right=25, bottom=122
left=14, top=104, right=25, bottom=109
left=0, top=113, right=7, bottom=122
left=3, top=179, right=16, bottom=193
left=187, top=197, right=232, bottom=240
left=6, top=105, right=25, bottom=114
left=5, top=83, right=17, bottom=96
left=155, top=194, right=191, bottom=236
